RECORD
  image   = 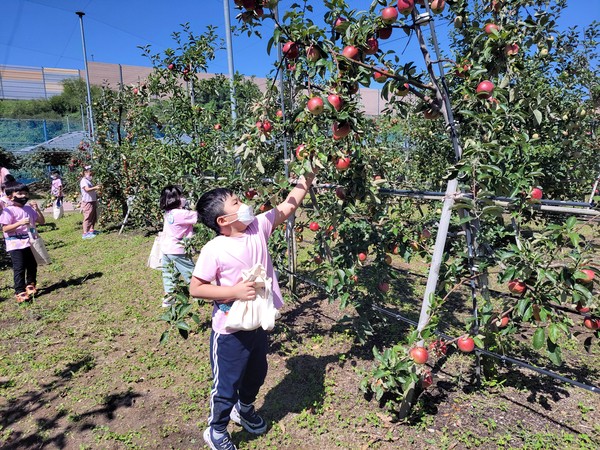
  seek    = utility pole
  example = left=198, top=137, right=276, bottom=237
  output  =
left=76, top=11, right=95, bottom=144
left=223, top=0, right=237, bottom=121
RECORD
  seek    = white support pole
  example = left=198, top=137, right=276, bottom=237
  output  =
left=76, top=12, right=95, bottom=145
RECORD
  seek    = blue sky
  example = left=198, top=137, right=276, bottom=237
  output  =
left=1, top=0, right=598, bottom=79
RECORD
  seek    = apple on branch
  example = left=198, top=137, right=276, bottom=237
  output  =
left=307, top=96, right=324, bottom=115
left=327, top=94, right=344, bottom=112
left=381, top=6, right=398, bottom=24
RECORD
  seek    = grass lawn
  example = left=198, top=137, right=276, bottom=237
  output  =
left=1, top=211, right=599, bottom=449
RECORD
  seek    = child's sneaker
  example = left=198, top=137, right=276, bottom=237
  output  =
left=90, top=229, right=101, bottom=235
left=203, top=427, right=237, bottom=450
left=15, top=292, right=30, bottom=303
left=161, top=295, right=175, bottom=308
left=82, top=232, right=96, bottom=239
left=25, top=284, right=37, bottom=296
left=230, top=402, right=267, bottom=435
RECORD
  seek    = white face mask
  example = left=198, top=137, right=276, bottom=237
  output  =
left=223, top=203, right=255, bottom=226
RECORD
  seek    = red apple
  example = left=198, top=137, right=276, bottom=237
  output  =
left=282, top=41, right=299, bottom=59
left=335, top=156, right=351, bottom=171
left=420, top=229, right=431, bottom=240
left=431, top=0, right=446, bottom=14
left=342, top=45, right=360, bottom=60
left=508, top=279, right=527, bottom=295
left=335, top=186, right=346, bottom=200
left=334, top=16, right=347, bottom=29
left=313, top=254, right=323, bottom=264
left=133, top=87, right=139, bottom=95
left=364, top=37, right=379, bottom=55
left=358, top=252, right=368, bottom=262
left=381, top=6, right=398, bottom=24
left=421, top=370, right=433, bottom=388
left=498, top=315, right=510, bottom=328
left=378, top=282, right=390, bottom=293
left=504, top=43, right=520, bottom=56
left=457, top=336, right=475, bottom=353
left=307, top=96, right=324, bottom=115
left=580, top=269, right=595, bottom=284
left=254, top=7, right=264, bottom=18
left=373, top=69, right=389, bottom=83
left=168, top=63, right=175, bottom=70
left=327, top=94, right=344, bottom=112
left=530, top=187, right=543, bottom=200
left=262, top=120, right=272, bottom=133
left=397, top=83, right=410, bottom=96
left=306, top=45, right=322, bottom=62
left=287, top=62, right=296, bottom=71
left=214, top=123, right=222, bottom=130
left=295, top=144, right=308, bottom=160
left=256, top=120, right=263, bottom=131
left=242, top=0, right=257, bottom=9
left=245, top=189, right=257, bottom=200
left=484, top=23, right=500, bottom=34
left=332, top=122, right=351, bottom=139
left=583, top=317, right=599, bottom=330
left=397, top=0, right=415, bottom=16
left=576, top=301, right=590, bottom=314
left=309, top=221, right=320, bottom=232
left=476, top=80, right=495, bottom=99
left=276, top=109, right=283, bottom=118
left=409, top=346, right=429, bottom=364
left=378, top=26, right=393, bottom=39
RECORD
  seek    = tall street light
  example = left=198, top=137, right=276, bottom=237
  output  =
left=76, top=11, right=95, bottom=143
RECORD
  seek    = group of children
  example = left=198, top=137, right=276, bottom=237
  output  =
left=0, top=160, right=316, bottom=449
left=158, top=170, right=316, bottom=450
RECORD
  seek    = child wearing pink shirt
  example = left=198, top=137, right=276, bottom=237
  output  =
left=190, top=171, right=315, bottom=450
left=0, top=181, right=46, bottom=303
left=159, top=185, right=197, bottom=308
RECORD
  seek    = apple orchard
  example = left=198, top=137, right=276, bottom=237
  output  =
left=82, top=0, right=599, bottom=417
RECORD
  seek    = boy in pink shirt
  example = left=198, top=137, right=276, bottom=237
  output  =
left=80, top=166, right=101, bottom=239
left=159, top=185, right=197, bottom=307
left=191, top=171, right=315, bottom=450
left=0, top=181, right=46, bottom=303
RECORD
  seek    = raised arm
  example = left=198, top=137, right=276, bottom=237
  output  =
left=273, top=172, right=316, bottom=228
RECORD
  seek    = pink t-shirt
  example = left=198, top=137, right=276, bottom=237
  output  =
left=80, top=177, right=97, bottom=202
left=193, top=209, right=282, bottom=334
left=161, top=208, right=198, bottom=255
left=51, top=178, right=63, bottom=196
left=0, top=167, right=10, bottom=184
left=0, top=205, right=38, bottom=251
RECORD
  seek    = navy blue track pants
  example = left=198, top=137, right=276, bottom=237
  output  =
left=208, top=328, right=268, bottom=432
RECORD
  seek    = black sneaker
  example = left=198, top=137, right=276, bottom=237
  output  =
left=230, top=403, right=267, bottom=435
left=203, top=428, right=237, bottom=450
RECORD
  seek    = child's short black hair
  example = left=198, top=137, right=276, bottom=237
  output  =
left=160, top=185, right=184, bottom=211
left=196, top=188, right=233, bottom=235
left=4, top=181, right=29, bottom=196
left=1, top=174, right=16, bottom=190
left=51, top=170, right=60, bottom=176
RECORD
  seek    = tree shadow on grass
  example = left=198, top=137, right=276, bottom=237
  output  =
left=0, top=356, right=142, bottom=449
left=38, top=272, right=103, bottom=296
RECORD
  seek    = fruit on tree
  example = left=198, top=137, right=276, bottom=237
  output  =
left=397, top=0, right=415, bottom=16
left=307, top=96, right=324, bottom=115
left=242, top=0, right=257, bottom=9
left=583, top=317, right=599, bottom=330
left=335, top=156, right=351, bottom=171
left=261, top=120, right=272, bottom=133
left=530, top=187, right=543, bottom=200
left=580, top=269, right=595, bottom=284
left=508, top=279, right=527, bottom=295
left=313, top=254, right=323, bottom=264
left=327, top=94, right=344, bottom=112
left=378, top=26, right=393, bottom=39
left=431, top=0, right=446, bottom=14
left=214, top=123, right=222, bottom=130
left=335, top=186, right=346, bottom=200
left=498, top=315, right=510, bottom=328
left=245, top=189, right=257, bottom=200
left=420, top=229, right=431, bottom=240
left=576, top=301, right=590, bottom=314
left=373, top=69, right=389, bottom=83
left=457, top=336, right=475, bottom=353
left=381, top=6, right=398, bottom=24
left=295, top=144, right=308, bottom=160
left=484, top=23, right=500, bottom=34
left=168, top=63, right=175, bottom=70
left=276, top=109, right=283, bottom=118
left=397, top=83, right=410, bottom=96
left=409, top=346, right=429, bottom=364
left=332, top=122, right=351, bottom=139
left=309, top=221, right=320, bottom=232
left=364, top=37, right=379, bottom=55
left=334, top=16, right=347, bottom=29
left=504, top=43, right=520, bottom=56
left=384, top=254, right=392, bottom=265
left=421, top=370, right=433, bottom=388
left=282, top=41, right=299, bottom=59
left=306, top=45, right=322, bottom=62
left=342, top=45, right=360, bottom=60
left=476, top=80, right=495, bottom=99
left=358, top=252, right=368, bottom=262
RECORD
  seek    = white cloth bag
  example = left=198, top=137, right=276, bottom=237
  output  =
left=147, top=232, right=163, bottom=270
left=29, top=232, right=51, bottom=265
left=225, top=263, right=281, bottom=332
left=53, top=200, right=64, bottom=220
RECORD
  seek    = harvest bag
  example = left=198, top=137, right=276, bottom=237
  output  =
left=225, top=263, right=281, bottom=332
left=29, top=231, right=51, bottom=265
left=147, top=233, right=163, bottom=270
left=53, top=200, right=64, bottom=220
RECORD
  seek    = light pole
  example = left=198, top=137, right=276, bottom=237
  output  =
left=76, top=11, right=95, bottom=143
left=223, top=0, right=237, bottom=121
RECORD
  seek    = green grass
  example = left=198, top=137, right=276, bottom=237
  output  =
left=0, top=212, right=599, bottom=449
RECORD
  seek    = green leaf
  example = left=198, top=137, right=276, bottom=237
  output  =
left=546, top=340, right=562, bottom=365
left=532, top=328, right=545, bottom=349
left=159, top=330, right=170, bottom=345
left=548, top=323, right=561, bottom=344
left=533, top=109, right=543, bottom=125
left=177, top=320, right=191, bottom=331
